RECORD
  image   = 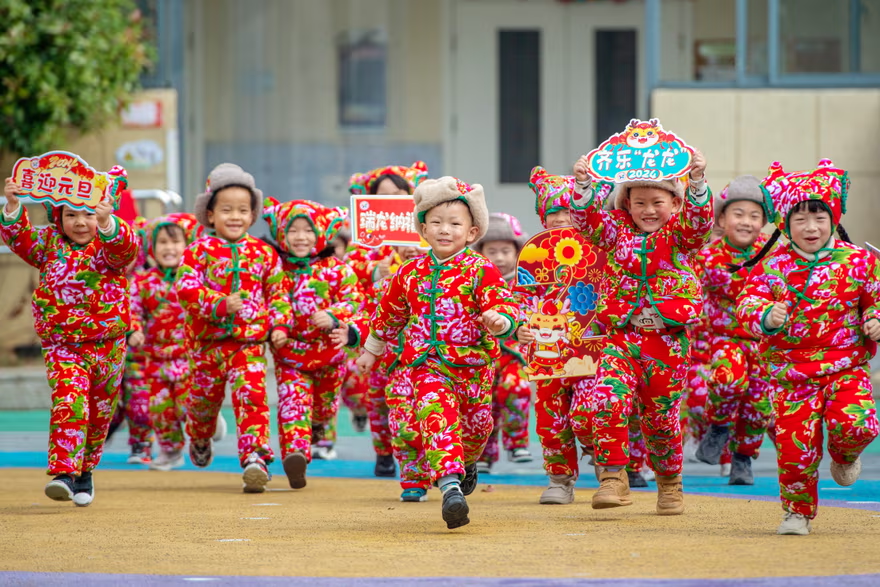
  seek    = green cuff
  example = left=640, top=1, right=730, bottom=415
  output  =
left=687, top=185, right=712, bottom=208
left=98, top=217, right=121, bottom=241
left=759, top=305, right=784, bottom=336
left=1, top=204, right=23, bottom=226
left=495, top=311, right=516, bottom=339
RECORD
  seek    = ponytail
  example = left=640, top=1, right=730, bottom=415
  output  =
left=836, top=224, right=852, bottom=244
left=728, top=228, right=781, bottom=273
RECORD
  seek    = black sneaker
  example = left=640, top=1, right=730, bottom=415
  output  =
left=695, top=424, right=730, bottom=465
left=189, top=439, right=213, bottom=468
left=73, top=472, right=94, bottom=507
left=441, top=486, right=470, bottom=529
left=461, top=463, right=478, bottom=496
left=627, top=470, right=648, bottom=488
left=728, top=452, right=755, bottom=486
left=352, top=413, right=368, bottom=433
left=374, top=454, right=396, bottom=478
left=311, top=424, right=326, bottom=443
left=45, top=474, right=75, bottom=501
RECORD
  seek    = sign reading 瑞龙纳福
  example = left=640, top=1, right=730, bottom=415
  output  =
left=350, top=195, right=428, bottom=248
left=585, top=118, right=694, bottom=184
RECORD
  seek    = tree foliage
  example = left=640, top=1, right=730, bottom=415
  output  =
left=0, top=0, right=153, bottom=156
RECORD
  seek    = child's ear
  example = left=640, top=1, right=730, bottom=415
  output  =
left=672, top=196, right=683, bottom=214
left=466, top=225, right=480, bottom=244
left=206, top=209, right=215, bottom=227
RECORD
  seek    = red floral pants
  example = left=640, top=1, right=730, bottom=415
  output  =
left=274, top=361, right=344, bottom=461
left=185, top=341, right=273, bottom=466
left=387, top=367, right=431, bottom=490
left=479, top=353, right=532, bottom=464
left=538, top=376, right=594, bottom=477
left=411, top=358, right=494, bottom=483
left=42, top=337, right=126, bottom=476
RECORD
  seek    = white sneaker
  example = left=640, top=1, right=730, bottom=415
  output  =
left=149, top=449, right=185, bottom=471
left=476, top=461, right=492, bottom=475
left=212, top=415, right=228, bottom=442
left=642, top=468, right=655, bottom=482
left=509, top=448, right=534, bottom=463
left=720, top=463, right=731, bottom=476
left=683, top=437, right=700, bottom=464
left=777, top=512, right=811, bottom=535
left=312, top=445, right=338, bottom=461
left=830, top=457, right=861, bottom=487
left=242, top=455, right=270, bottom=494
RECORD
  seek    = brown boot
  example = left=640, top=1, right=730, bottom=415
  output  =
left=656, top=474, right=684, bottom=515
left=591, top=467, right=632, bottom=509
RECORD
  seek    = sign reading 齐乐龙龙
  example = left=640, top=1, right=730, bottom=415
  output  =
left=586, top=118, right=695, bottom=183
left=11, top=151, right=126, bottom=211
left=516, top=227, right=607, bottom=381
left=350, top=195, right=428, bottom=248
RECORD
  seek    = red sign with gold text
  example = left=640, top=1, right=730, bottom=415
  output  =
left=11, top=151, right=125, bottom=211
left=350, top=195, right=427, bottom=248
left=517, top=227, right=607, bottom=380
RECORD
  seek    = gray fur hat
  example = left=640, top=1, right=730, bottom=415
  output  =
left=194, top=163, right=263, bottom=228
left=474, top=213, right=529, bottom=253
left=715, top=175, right=765, bottom=221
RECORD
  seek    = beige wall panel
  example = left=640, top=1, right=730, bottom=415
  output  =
left=737, top=91, right=819, bottom=171
left=652, top=90, right=738, bottom=171
left=398, top=0, right=443, bottom=142
left=817, top=91, right=880, bottom=173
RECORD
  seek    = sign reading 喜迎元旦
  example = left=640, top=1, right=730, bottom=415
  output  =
left=11, top=151, right=128, bottom=211
left=585, top=118, right=695, bottom=183
left=350, top=195, right=429, bottom=249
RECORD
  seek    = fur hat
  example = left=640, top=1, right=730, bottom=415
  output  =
left=610, top=178, right=686, bottom=210
left=760, top=159, right=849, bottom=235
left=529, top=166, right=574, bottom=228
left=349, top=161, right=429, bottom=195
left=262, top=197, right=345, bottom=257
left=715, top=175, right=765, bottom=221
left=194, top=163, right=263, bottom=228
left=412, top=176, right=489, bottom=241
left=145, top=213, right=204, bottom=259
left=474, top=213, right=529, bottom=253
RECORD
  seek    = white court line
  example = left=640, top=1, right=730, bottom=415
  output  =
left=216, top=539, right=251, bottom=542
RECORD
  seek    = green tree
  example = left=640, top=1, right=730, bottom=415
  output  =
left=0, top=0, right=153, bottom=156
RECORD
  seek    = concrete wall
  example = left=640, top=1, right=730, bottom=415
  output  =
left=187, top=0, right=445, bottom=206
left=652, top=88, right=880, bottom=245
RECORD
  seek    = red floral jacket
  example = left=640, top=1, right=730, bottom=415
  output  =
left=737, top=240, right=880, bottom=379
left=696, top=234, right=769, bottom=340
left=369, top=248, right=521, bottom=368
left=130, top=267, right=187, bottom=360
left=570, top=181, right=714, bottom=329
left=176, top=234, right=291, bottom=342
left=0, top=205, right=138, bottom=343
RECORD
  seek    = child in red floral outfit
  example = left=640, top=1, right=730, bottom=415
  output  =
left=571, top=150, right=711, bottom=515
left=473, top=213, right=534, bottom=473
left=262, top=197, right=360, bottom=489
left=737, top=159, right=880, bottom=535
left=2, top=169, right=138, bottom=506
left=177, top=163, right=291, bottom=493
left=356, top=176, right=526, bottom=529
left=694, top=176, right=773, bottom=485
left=129, top=213, right=204, bottom=471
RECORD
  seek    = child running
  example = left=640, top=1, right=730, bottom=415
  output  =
left=571, top=150, right=712, bottom=515
left=128, top=213, right=205, bottom=471
left=694, top=176, right=773, bottom=485
left=356, top=176, right=525, bottom=529
left=736, top=159, right=880, bottom=535
left=262, top=197, right=359, bottom=489
left=2, top=169, right=137, bottom=506
left=177, top=163, right=291, bottom=493
left=473, top=213, right=534, bottom=473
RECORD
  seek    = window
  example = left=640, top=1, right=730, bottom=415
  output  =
left=498, top=30, right=540, bottom=184
left=338, top=29, right=387, bottom=128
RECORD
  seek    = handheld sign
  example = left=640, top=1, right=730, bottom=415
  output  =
left=350, top=195, right=428, bottom=248
left=11, top=151, right=127, bottom=211
left=585, top=118, right=695, bottom=183
left=866, top=242, right=880, bottom=261
left=516, top=227, right=606, bottom=380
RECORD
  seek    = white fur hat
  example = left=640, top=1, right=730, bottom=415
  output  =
left=194, top=163, right=263, bottom=228
left=611, top=178, right=686, bottom=210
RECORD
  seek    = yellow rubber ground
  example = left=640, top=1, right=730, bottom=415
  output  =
left=1, top=468, right=879, bottom=579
